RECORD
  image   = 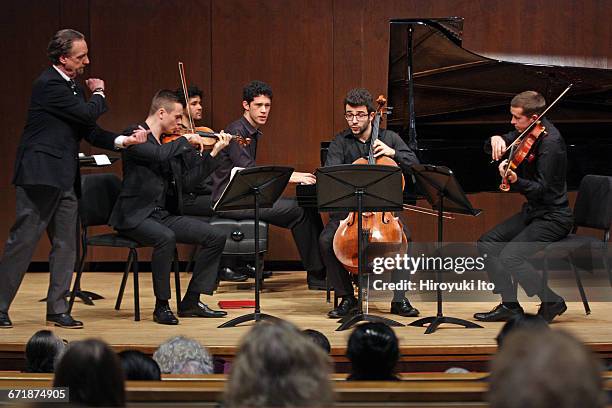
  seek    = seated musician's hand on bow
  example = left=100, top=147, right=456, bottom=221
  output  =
left=372, top=140, right=395, bottom=158
left=123, top=125, right=149, bottom=146
left=210, top=131, right=232, bottom=157
left=183, top=133, right=205, bottom=153
left=290, top=171, right=316, bottom=185
left=491, top=135, right=507, bottom=161
left=498, top=159, right=517, bottom=184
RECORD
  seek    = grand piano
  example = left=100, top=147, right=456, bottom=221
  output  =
left=297, top=17, right=612, bottom=207
left=387, top=17, right=612, bottom=193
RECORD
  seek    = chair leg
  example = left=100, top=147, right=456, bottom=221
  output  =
left=133, top=251, right=140, bottom=322
left=115, top=249, right=134, bottom=311
left=568, top=254, right=591, bottom=315
left=68, top=242, right=88, bottom=313
left=174, top=249, right=181, bottom=310
left=326, top=274, right=331, bottom=303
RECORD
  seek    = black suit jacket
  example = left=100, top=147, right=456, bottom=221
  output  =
left=12, top=67, right=117, bottom=192
left=109, top=125, right=220, bottom=230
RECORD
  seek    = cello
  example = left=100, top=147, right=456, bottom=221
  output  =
left=332, top=96, right=408, bottom=274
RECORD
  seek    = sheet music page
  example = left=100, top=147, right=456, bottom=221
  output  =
left=213, top=167, right=244, bottom=210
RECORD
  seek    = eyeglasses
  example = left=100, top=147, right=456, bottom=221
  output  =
left=344, top=112, right=369, bottom=121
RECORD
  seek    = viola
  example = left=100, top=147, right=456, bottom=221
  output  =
left=332, top=95, right=409, bottom=274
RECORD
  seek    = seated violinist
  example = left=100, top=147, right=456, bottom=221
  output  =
left=475, top=91, right=573, bottom=323
left=320, top=88, right=420, bottom=318
left=109, top=89, right=232, bottom=325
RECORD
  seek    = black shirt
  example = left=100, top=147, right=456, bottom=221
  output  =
left=484, top=118, right=571, bottom=216
left=208, top=116, right=261, bottom=201
left=325, top=128, right=419, bottom=173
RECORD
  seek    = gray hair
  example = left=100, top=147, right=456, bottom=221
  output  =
left=152, top=336, right=213, bottom=374
left=224, top=319, right=334, bottom=407
left=47, top=29, right=85, bottom=65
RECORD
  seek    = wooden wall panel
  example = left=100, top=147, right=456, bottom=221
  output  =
left=0, top=0, right=609, bottom=262
left=210, top=0, right=334, bottom=260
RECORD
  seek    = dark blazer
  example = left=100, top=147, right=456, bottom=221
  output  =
left=12, top=67, right=117, bottom=192
left=109, top=125, right=220, bottom=230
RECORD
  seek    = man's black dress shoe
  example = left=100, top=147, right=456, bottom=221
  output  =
left=178, top=301, right=227, bottom=318
left=537, top=299, right=567, bottom=323
left=0, top=311, right=13, bottom=328
left=218, top=267, right=248, bottom=282
left=240, top=264, right=272, bottom=279
left=46, top=313, right=83, bottom=329
left=153, top=305, right=179, bottom=325
left=390, top=298, right=420, bottom=317
left=328, top=296, right=357, bottom=318
left=473, top=303, right=524, bottom=322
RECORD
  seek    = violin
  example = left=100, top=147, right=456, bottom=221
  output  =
left=161, top=126, right=250, bottom=150
left=332, top=95, right=408, bottom=274
left=498, top=84, right=573, bottom=192
left=499, top=121, right=546, bottom=191
left=163, top=62, right=251, bottom=152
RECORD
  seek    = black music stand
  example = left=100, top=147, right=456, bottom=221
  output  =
left=408, top=164, right=483, bottom=334
left=216, top=166, right=293, bottom=328
left=317, top=164, right=405, bottom=331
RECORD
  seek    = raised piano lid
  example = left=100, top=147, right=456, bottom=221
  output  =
left=386, top=18, right=612, bottom=192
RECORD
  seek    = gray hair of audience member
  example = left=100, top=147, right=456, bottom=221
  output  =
left=53, top=338, right=125, bottom=407
left=25, top=330, right=66, bottom=373
left=152, top=336, right=213, bottom=374
left=224, top=320, right=334, bottom=407
left=489, top=329, right=605, bottom=408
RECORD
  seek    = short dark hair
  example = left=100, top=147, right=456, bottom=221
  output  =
left=344, top=88, right=376, bottom=113
left=511, top=90, right=546, bottom=117
left=47, top=29, right=85, bottom=65
left=243, top=80, right=273, bottom=104
left=302, top=329, right=331, bottom=354
left=118, top=350, right=161, bottom=381
left=176, top=85, right=203, bottom=108
left=495, top=313, right=549, bottom=349
left=53, top=339, right=125, bottom=407
left=149, top=89, right=181, bottom=116
left=347, top=322, right=399, bottom=381
left=24, top=330, right=66, bottom=373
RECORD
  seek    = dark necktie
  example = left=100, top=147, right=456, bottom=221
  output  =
left=68, top=80, right=77, bottom=95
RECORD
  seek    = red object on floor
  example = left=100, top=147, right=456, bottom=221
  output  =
left=218, top=300, right=256, bottom=309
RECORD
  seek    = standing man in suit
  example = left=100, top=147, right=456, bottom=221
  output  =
left=109, top=90, right=232, bottom=325
left=0, top=29, right=146, bottom=329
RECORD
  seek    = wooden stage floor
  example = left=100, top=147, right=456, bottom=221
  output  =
left=1, top=272, right=611, bottom=371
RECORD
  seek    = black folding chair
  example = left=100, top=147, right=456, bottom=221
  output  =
left=68, top=173, right=181, bottom=321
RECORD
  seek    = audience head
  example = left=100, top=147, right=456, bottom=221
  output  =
left=118, top=350, right=161, bottom=381
left=24, top=330, right=66, bottom=373
left=489, top=329, right=605, bottom=408
left=225, top=319, right=333, bottom=407
left=153, top=336, right=213, bottom=375
left=53, top=338, right=125, bottom=407
left=302, top=329, right=331, bottom=354
left=347, top=322, right=399, bottom=381
left=495, top=313, right=549, bottom=349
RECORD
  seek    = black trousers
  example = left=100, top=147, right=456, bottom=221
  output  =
left=183, top=193, right=325, bottom=275
left=477, top=207, right=573, bottom=301
left=119, top=210, right=226, bottom=300
left=320, top=213, right=411, bottom=299
left=0, top=186, right=77, bottom=315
